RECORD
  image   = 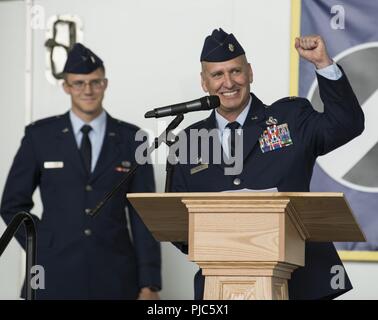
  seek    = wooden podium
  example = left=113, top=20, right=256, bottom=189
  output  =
left=127, top=192, right=364, bottom=300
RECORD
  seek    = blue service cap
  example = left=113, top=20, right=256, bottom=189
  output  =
left=63, top=43, right=103, bottom=74
left=200, top=28, right=245, bottom=62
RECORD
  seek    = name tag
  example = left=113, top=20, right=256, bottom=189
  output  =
left=44, top=161, right=64, bottom=169
left=190, top=164, right=208, bottom=175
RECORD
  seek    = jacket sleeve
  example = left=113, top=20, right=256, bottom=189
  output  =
left=296, top=66, right=365, bottom=157
left=127, top=159, right=162, bottom=290
left=0, top=126, right=41, bottom=249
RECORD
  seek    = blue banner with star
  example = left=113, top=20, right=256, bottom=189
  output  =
left=295, top=0, right=378, bottom=260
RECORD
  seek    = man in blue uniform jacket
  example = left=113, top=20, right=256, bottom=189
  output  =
left=171, top=29, right=364, bottom=300
left=0, top=43, right=161, bottom=299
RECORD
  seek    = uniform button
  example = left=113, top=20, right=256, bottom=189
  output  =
left=85, top=185, right=93, bottom=191
left=84, top=229, right=92, bottom=236
left=233, top=178, right=241, bottom=186
left=85, top=208, right=91, bottom=215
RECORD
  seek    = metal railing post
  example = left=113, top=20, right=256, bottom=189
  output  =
left=0, top=212, right=36, bottom=300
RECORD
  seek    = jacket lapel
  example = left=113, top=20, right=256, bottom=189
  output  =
left=241, top=93, right=268, bottom=162
left=90, top=114, right=122, bottom=182
left=56, top=112, right=88, bottom=178
left=194, top=111, right=221, bottom=169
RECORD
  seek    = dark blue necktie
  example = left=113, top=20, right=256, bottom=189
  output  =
left=226, top=121, right=241, bottom=157
left=80, top=125, right=92, bottom=173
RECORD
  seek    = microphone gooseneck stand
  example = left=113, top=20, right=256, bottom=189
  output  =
left=89, top=114, right=184, bottom=217
left=164, top=121, right=182, bottom=193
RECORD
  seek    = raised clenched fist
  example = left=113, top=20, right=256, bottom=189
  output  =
left=295, top=35, right=333, bottom=69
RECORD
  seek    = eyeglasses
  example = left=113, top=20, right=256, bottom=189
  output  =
left=66, top=78, right=107, bottom=91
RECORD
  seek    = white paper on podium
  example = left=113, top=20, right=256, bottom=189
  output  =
left=222, top=187, right=278, bottom=192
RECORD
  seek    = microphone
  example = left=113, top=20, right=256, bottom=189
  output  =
left=144, top=95, right=220, bottom=118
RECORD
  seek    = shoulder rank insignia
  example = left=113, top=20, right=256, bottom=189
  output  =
left=259, top=123, right=293, bottom=153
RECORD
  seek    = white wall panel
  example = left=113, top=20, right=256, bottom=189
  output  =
left=0, top=0, right=26, bottom=299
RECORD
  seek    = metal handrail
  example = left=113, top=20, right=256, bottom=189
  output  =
left=0, top=211, right=36, bottom=300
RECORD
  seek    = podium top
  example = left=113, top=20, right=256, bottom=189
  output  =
left=127, top=192, right=365, bottom=242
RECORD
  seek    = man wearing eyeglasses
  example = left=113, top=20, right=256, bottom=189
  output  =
left=0, top=43, right=161, bottom=299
